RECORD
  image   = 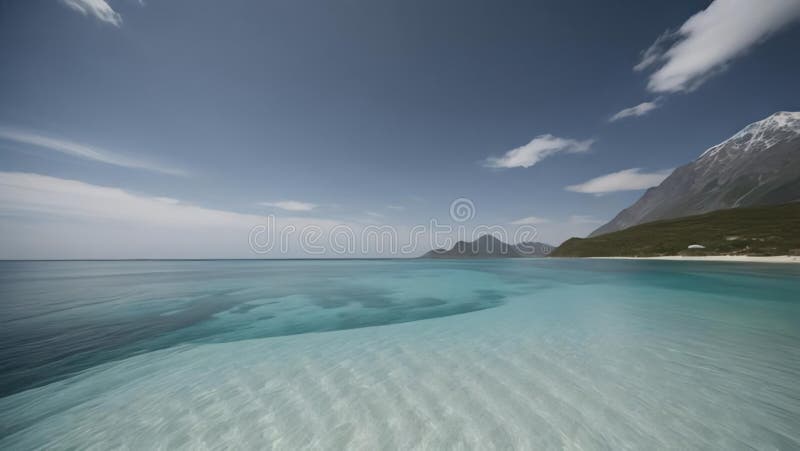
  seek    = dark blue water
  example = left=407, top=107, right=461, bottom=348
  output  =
left=0, top=259, right=515, bottom=397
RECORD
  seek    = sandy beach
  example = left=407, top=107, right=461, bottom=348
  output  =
left=587, top=255, right=800, bottom=263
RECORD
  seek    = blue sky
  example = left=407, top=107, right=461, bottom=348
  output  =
left=1, top=0, right=799, bottom=258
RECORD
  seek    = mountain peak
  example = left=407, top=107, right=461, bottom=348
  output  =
left=770, top=110, right=800, bottom=122
left=422, top=236, right=553, bottom=259
left=744, top=111, right=800, bottom=134
left=471, top=234, right=504, bottom=244
left=590, top=111, right=800, bottom=237
left=700, top=111, right=800, bottom=159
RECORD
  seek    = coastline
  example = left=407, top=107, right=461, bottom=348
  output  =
left=585, top=255, right=800, bottom=264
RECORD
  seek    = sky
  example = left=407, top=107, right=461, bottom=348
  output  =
left=1, top=0, right=799, bottom=258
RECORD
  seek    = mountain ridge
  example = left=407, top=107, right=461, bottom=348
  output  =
left=591, top=111, right=800, bottom=237
left=552, top=203, right=800, bottom=257
left=422, top=235, right=553, bottom=259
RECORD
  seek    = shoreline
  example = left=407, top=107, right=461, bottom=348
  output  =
left=585, top=255, right=800, bottom=264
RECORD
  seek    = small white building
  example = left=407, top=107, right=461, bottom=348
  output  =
left=688, top=244, right=705, bottom=249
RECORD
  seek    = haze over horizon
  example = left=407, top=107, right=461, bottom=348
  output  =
left=1, top=0, right=800, bottom=258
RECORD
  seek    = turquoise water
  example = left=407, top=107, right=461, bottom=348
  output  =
left=1, top=259, right=799, bottom=449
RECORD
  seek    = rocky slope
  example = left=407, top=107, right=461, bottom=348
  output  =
left=591, top=111, right=800, bottom=236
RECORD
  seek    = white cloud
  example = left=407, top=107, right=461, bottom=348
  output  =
left=504, top=214, right=607, bottom=246
left=609, top=101, right=660, bottom=122
left=568, top=215, right=604, bottom=225
left=0, top=172, right=259, bottom=227
left=154, top=197, right=180, bottom=205
left=0, top=172, right=618, bottom=256
left=0, top=172, right=352, bottom=258
left=387, top=205, right=405, bottom=211
left=260, top=200, right=317, bottom=211
left=637, top=0, right=800, bottom=93
left=0, top=128, right=186, bottom=176
left=634, top=31, right=673, bottom=72
left=510, top=216, right=550, bottom=225
left=61, top=0, right=122, bottom=26
left=485, top=134, right=594, bottom=169
left=0, top=172, right=491, bottom=259
left=566, top=168, right=672, bottom=194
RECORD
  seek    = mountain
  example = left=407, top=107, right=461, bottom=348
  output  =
left=591, top=111, right=800, bottom=237
left=552, top=203, right=800, bottom=257
left=513, top=241, right=555, bottom=257
left=422, top=235, right=553, bottom=258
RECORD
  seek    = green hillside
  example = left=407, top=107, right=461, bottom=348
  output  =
left=551, top=203, right=800, bottom=257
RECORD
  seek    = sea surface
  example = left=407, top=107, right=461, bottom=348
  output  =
left=1, top=259, right=799, bottom=449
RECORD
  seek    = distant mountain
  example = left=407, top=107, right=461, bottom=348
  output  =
left=591, top=111, right=800, bottom=237
left=553, top=203, right=800, bottom=257
left=422, top=235, right=553, bottom=258
left=514, top=241, right=554, bottom=257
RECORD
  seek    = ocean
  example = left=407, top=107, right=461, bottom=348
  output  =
left=1, top=259, right=799, bottom=449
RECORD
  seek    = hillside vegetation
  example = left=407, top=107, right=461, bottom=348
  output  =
left=551, top=203, right=800, bottom=257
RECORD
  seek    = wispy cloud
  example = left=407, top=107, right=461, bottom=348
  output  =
left=568, top=215, right=604, bottom=225
left=61, top=0, right=122, bottom=26
left=387, top=205, right=405, bottom=211
left=0, top=172, right=348, bottom=258
left=0, top=172, right=258, bottom=227
left=260, top=200, right=317, bottom=211
left=485, top=134, right=594, bottom=169
left=610, top=100, right=660, bottom=122
left=510, top=216, right=550, bottom=225
left=634, top=31, right=673, bottom=72
left=635, top=0, right=800, bottom=93
left=0, top=128, right=186, bottom=176
left=566, top=168, right=672, bottom=195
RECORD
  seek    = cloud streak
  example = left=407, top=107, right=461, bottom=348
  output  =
left=510, top=216, right=550, bottom=225
left=260, top=200, right=317, bottom=211
left=485, top=135, right=594, bottom=169
left=568, top=215, right=604, bottom=225
left=636, top=0, right=800, bottom=93
left=61, top=0, right=122, bottom=26
left=0, top=172, right=254, bottom=227
left=0, top=128, right=186, bottom=176
left=0, top=172, right=353, bottom=258
left=610, top=101, right=660, bottom=122
left=566, top=168, right=672, bottom=194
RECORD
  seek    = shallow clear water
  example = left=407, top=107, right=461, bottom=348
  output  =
left=1, top=259, right=799, bottom=449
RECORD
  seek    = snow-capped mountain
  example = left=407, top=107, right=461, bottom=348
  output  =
left=590, top=111, right=800, bottom=237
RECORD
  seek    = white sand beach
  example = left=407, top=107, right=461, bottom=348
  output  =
left=587, top=255, right=800, bottom=263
